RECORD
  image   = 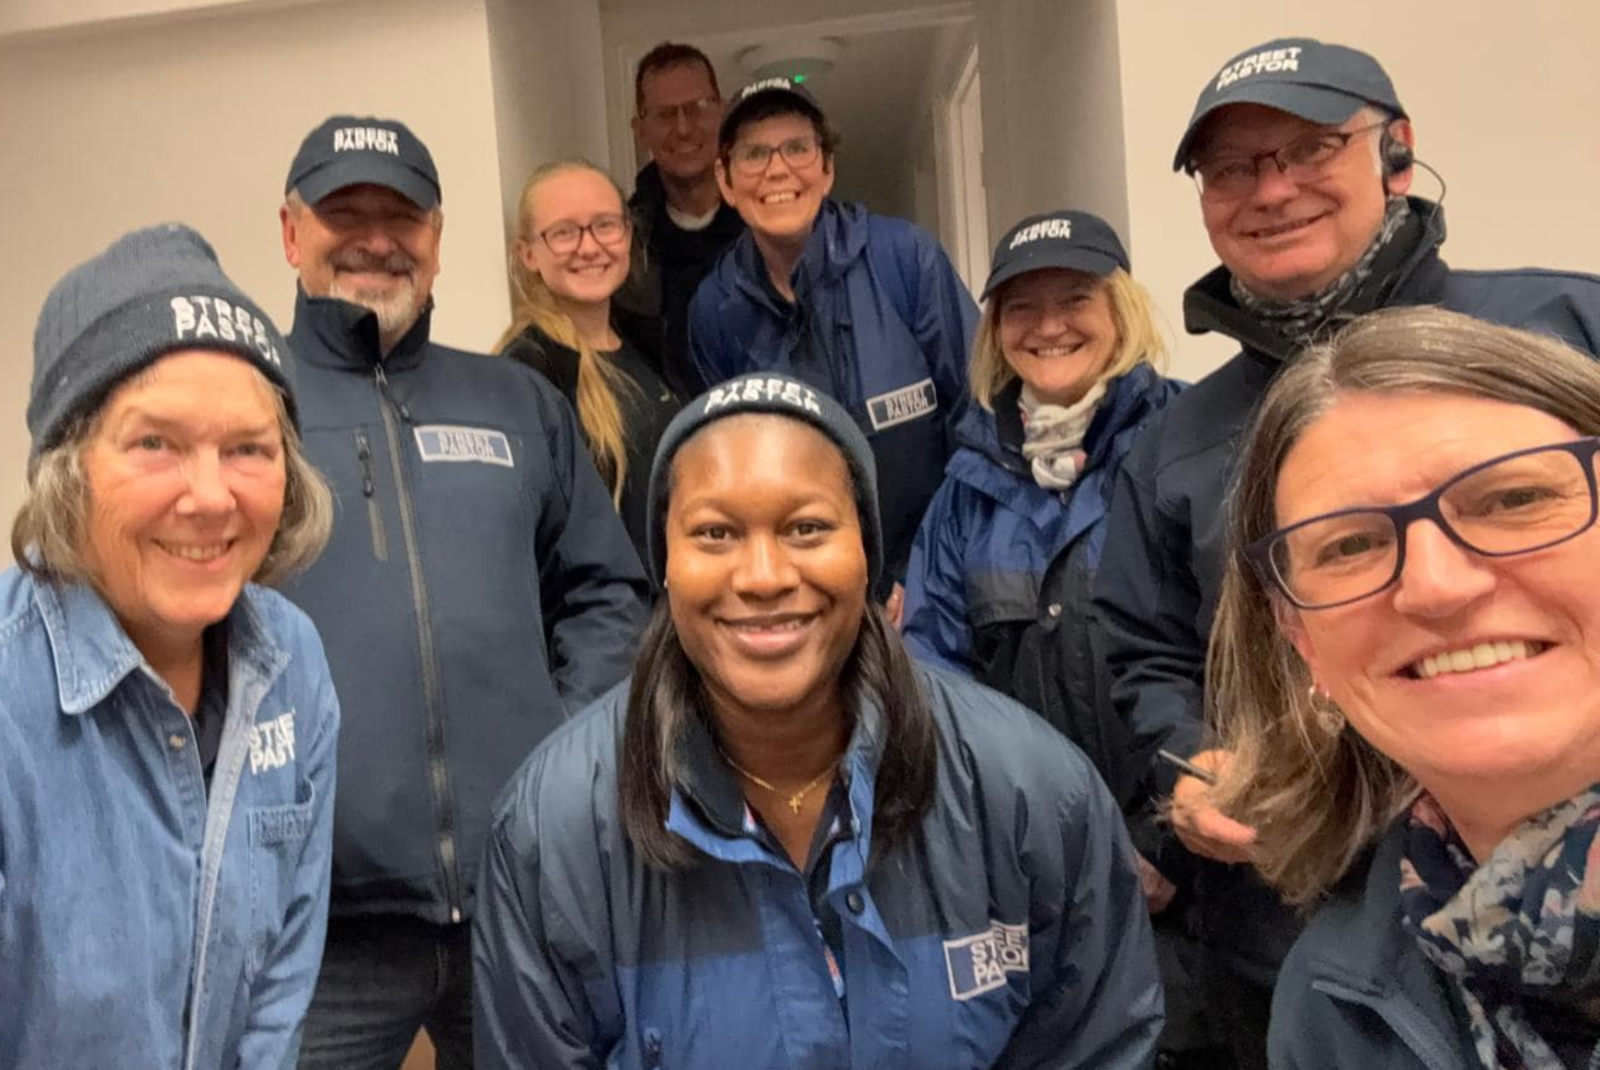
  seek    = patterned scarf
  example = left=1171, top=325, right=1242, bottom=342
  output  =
left=1018, top=381, right=1106, bottom=492
left=1399, top=788, right=1600, bottom=1070
left=1231, top=195, right=1412, bottom=344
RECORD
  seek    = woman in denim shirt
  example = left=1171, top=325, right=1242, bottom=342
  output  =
left=0, top=224, right=339, bottom=1069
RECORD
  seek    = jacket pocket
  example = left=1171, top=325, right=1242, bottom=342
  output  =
left=355, top=429, right=389, bottom=561
left=246, top=778, right=317, bottom=974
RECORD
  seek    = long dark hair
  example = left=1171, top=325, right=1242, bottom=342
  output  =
left=620, top=598, right=938, bottom=869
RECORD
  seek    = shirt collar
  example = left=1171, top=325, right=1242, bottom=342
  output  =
left=35, top=578, right=281, bottom=715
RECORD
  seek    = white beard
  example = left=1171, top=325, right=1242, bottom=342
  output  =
left=329, top=275, right=422, bottom=339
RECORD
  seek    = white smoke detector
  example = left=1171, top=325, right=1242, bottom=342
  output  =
left=738, top=37, right=845, bottom=86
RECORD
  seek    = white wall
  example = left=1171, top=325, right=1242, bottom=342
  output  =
left=484, top=0, right=610, bottom=239
left=1117, top=0, right=1600, bottom=382
left=976, top=0, right=1129, bottom=248
left=0, top=0, right=512, bottom=565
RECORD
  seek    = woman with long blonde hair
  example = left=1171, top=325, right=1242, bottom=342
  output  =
left=499, top=159, right=682, bottom=565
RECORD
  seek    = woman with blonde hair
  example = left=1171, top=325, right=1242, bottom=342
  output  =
left=1207, top=305, right=1600, bottom=1069
left=901, top=208, right=1181, bottom=801
left=499, top=159, right=682, bottom=564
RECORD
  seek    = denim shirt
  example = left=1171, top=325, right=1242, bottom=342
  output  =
left=0, top=568, right=339, bottom=1070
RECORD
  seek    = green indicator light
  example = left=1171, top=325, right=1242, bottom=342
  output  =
left=793, top=74, right=807, bottom=84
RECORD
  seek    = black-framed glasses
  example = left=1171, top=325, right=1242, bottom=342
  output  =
left=727, top=135, right=820, bottom=176
left=1246, top=438, right=1600, bottom=610
left=538, top=214, right=630, bottom=256
left=640, top=96, right=721, bottom=128
left=1187, top=120, right=1388, bottom=200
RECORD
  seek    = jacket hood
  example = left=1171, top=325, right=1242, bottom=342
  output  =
left=1184, top=196, right=1450, bottom=362
left=705, top=199, right=872, bottom=319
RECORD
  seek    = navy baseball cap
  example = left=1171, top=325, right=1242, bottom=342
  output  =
left=718, top=78, right=826, bottom=147
left=1173, top=37, right=1406, bottom=171
left=285, top=115, right=442, bottom=209
left=982, top=210, right=1130, bottom=300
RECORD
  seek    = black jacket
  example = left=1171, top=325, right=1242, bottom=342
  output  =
left=500, top=309, right=683, bottom=567
left=617, top=162, right=745, bottom=398
left=1091, top=199, right=1600, bottom=973
left=280, top=291, right=649, bottom=924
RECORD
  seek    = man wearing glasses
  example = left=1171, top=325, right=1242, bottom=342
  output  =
left=1091, top=36, right=1600, bottom=1070
left=277, top=115, right=649, bottom=1070
left=688, top=78, right=978, bottom=619
left=624, top=42, right=745, bottom=397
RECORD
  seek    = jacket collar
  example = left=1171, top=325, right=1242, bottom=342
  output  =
left=1299, top=822, right=1467, bottom=1043
left=954, top=365, right=1166, bottom=482
left=289, top=284, right=434, bottom=372
left=722, top=199, right=871, bottom=316
left=34, top=578, right=281, bottom=716
left=667, top=685, right=887, bottom=861
left=1183, top=196, right=1451, bottom=363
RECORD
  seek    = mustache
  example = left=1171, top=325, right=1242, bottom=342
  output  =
left=331, top=250, right=415, bottom=274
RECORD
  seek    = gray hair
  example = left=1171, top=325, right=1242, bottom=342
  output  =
left=1207, top=305, right=1600, bottom=906
left=11, top=370, right=333, bottom=588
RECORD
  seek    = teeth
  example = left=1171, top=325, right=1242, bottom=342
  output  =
left=1032, top=345, right=1082, bottom=357
left=761, top=192, right=798, bottom=204
left=161, top=542, right=227, bottom=562
left=1414, top=640, right=1543, bottom=679
left=1250, top=218, right=1315, bottom=238
left=733, top=618, right=806, bottom=632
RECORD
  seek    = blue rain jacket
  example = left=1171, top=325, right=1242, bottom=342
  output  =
left=474, top=665, right=1163, bottom=1069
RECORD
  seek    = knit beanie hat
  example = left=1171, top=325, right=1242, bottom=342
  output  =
left=29, top=223, right=297, bottom=460
left=646, top=373, right=883, bottom=591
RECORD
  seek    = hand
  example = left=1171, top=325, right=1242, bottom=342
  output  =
left=1169, top=748, right=1257, bottom=864
left=884, top=582, right=905, bottom=630
left=1134, top=852, right=1177, bottom=914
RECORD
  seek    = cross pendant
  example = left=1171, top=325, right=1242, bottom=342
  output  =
left=787, top=794, right=804, bottom=814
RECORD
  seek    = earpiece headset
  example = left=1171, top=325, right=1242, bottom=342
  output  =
left=1379, top=128, right=1414, bottom=178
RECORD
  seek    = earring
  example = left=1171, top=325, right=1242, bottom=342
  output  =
left=1308, top=683, right=1346, bottom=735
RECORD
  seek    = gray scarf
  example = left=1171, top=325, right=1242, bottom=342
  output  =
left=1019, top=381, right=1106, bottom=492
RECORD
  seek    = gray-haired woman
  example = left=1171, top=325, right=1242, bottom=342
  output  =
left=0, top=224, right=338, bottom=1070
left=1205, top=305, right=1600, bottom=1070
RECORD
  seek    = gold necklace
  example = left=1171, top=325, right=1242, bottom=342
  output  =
left=719, top=748, right=840, bottom=815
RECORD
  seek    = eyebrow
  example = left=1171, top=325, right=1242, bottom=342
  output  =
left=109, top=410, right=279, bottom=438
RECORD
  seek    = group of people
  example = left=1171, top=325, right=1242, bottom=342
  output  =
left=3, top=27, right=1600, bottom=1070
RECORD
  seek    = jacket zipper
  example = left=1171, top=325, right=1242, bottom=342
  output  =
left=355, top=429, right=388, bottom=562
left=373, top=364, right=464, bottom=924
left=1312, top=978, right=1462, bottom=1070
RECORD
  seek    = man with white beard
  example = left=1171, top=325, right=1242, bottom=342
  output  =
left=277, top=114, right=649, bottom=1070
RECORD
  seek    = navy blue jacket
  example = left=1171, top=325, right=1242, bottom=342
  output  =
left=281, top=291, right=649, bottom=925
left=1092, top=202, right=1600, bottom=926
left=901, top=366, right=1182, bottom=804
left=689, top=199, right=979, bottom=592
left=1270, top=826, right=1480, bottom=1070
left=474, top=667, right=1163, bottom=1069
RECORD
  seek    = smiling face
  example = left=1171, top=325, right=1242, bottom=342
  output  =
left=517, top=165, right=631, bottom=309
left=996, top=268, right=1120, bottom=406
left=80, top=350, right=287, bottom=662
left=1195, top=103, right=1401, bottom=300
left=635, top=60, right=723, bottom=184
left=1274, top=391, right=1600, bottom=798
left=281, top=183, right=442, bottom=342
left=665, top=414, right=867, bottom=724
left=716, top=113, right=834, bottom=249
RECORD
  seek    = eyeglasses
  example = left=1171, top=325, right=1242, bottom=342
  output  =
left=640, top=97, right=721, bottom=128
left=1187, top=120, right=1388, bottom=200
left=538, top=214, right=630, bottom=256
left=1246, top=438, right=1600, bottom=610
left=726, top=135, right=821, bottom=176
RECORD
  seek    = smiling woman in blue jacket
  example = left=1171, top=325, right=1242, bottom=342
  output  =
left=473, top=373, right=1163, bottom=1070
left=901, top=209, right=1181, bottom=806
left=1207, top=308, right=1600, bottom=1070
left=1, top=225, right=339, bottom=1070
left=688, top=78, right=978, bottom=611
